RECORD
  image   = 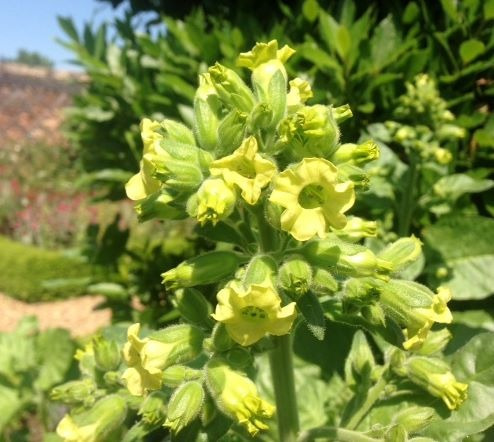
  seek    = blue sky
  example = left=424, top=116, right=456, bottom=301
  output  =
left=0, top=1, right=128, bottom=70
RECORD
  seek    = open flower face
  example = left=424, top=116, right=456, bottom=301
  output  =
left=212, top=281, right=296, bottom=346
left=210, top=136, right=277, bottom=204
left=269, top=158, right=355, bottom=241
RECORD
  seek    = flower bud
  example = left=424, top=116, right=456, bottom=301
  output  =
left=377, top=236, right=422, bottom=273
left=211, top=322, right=235, bottom=352
left=122, top=323, right=204, bottom=396
left=399, top=356, right=468, bottom=410
left=135, top=190, right=186, bottom=222
left=331, top=140, right=380, bottom=166
left=344, top=277, right=381, bottom=307
left=103, top=371, right=121, bottom=386
left=437, top=124, right=465, bottom=140
left=344, top=330, right=375, bottom=385
left=433, top=147, right=453, bottom=165
left=331, top=216, right=377, bottom=242
left=331, top=104, right=353, bottom=124
left=174, top=288, right=214, bottom=329
left=337, top=250, right=393, bottom=280
left=152, top=156, right=204, bottom=191
left=162, top=251, right=240, bottom=289
left=278, top=255, right=312, bottom=299
left=164, top=381, right=205, bottom=434
left=192, top=178, right=237, bottom=226
left=56, top=395, right=127, bottom=442
left=225, top=347, right=253, bottom=369
left=384, top=424, right=407, bottom=442
left=138, top=391, right=168, bottom=426
left=392, top=406, right=435, bottom=433
left=249, top=102, right=274, bottom=130
left=337, top=163, right=370, bottom=190
left=194, top=73, right=220, bottom=151
left=162, top=365, right=203, bottom=388
left=51, top=378, right=97, bottom=405
left=361, top=303, right=386, bottom=326
left=92, top=336, right=121, bottom=372
left=415, top=328, right=452, bottom=356
left=217, top=109, right=248, bottom=156
left=206, top=358, right=275, bottom=436
left=208, top=63, right=255, bottom=112
left=243, top=254, right=278, bottom=287
left=311, top=267, right=339, bottom=295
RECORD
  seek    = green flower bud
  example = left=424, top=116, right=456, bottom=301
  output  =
left=311, top=267, right=339, bottom=295
left=331, top=104, right=353, bottom=124
left=243, top=254, right=278, bottom=286
left=337, top=163, right=370, bottom=190
left=122, top=323, right=204, bottom=396
left=92, top=336, right=121, bottom=372
left=103, top=371, right=121, bottom=386
left=206, top=358, right=275, bottom=436
left=194, top=73, right=220, bottom=151
left=331, top=140, right=380, bottom=166
left=384, top=424, right=407, bottom=442
left=433, top=147, right=452, bottom=165
left=361, top=303, right=386, bottom=326
left=164, top=381, right=205, bottom=434
left=378, top=236, right=422, bottom=273
left=162, top=365, right=203, bottom=388
left=135, top=190, right=186, bottom=222
left=56, top=395, right=127, bottom=442
left=217, top=109, right=248, bottom=157
left=392, top=406, right=435, bottom=433
left=160, top=119, right=197, bottom=145
left=138, top=391, right=168, bottom=426
left=331, top=216, right=377, bottom=242
left=337, top=250, right=393, bottom=280
left=437, top=124, right=465, bottom=140
left=399, top=356, right=468, bottom=410
left=277, top=104, right=340, bottom=160
left=152, top=157, right=204, bottom=191
left=192, top=178, right=237, bottom=226
left=51, top=378, right=97, bottom=405
left=225, top=347, right=253, bottom=369
left=162, top=251, right=240, bottom=289
left=208, top=63, right=255, bottom=112
left=278, top=255, right=313, bottom=299
left=249, top=102, right=274, bottom=131
left=344, top=277, right=381, bottom=307
left=211, top=322, right=235, bottom=352
left=175, top=288, right=214, bottom=329
left=344, top=330, right=376, bottom=385
left=415, top=328, right=452, bottom=356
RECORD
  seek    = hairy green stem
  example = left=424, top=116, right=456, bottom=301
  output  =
left=397, top=154, right=419, bottom=237
left=344, top=376, right=388, bottom=430
left=269, top=334, right=300, bottom=442
left=298, top=426, right=383, bottom=442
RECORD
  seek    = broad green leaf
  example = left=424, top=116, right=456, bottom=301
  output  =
left=423, top=333, right=494, bottom=441
left=423, top=216, right=494, bottom=300
left=459, top=39, right=486, bottom=64
left=432, top=174, right=494, bottom=202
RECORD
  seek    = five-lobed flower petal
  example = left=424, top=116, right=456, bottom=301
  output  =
left=210, top=136, right=277, bottom=205
left=212, top=280, right=297, bottom=346
left=269, top=157, right=355, bottom=241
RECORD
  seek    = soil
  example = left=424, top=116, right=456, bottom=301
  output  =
left=0, top=292, right=111, bottom=336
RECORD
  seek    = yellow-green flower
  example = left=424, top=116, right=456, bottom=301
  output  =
left=404, top=357, right=468, bottom=410
left=212, top=280, right=296, bottom=346
left=195, top=177, right=236, bottom=225
left=206, top=358, right=275, bottom=436
left=209, top=136, right=277, bottom=204
left=287, top=78, right=313, bottom=112
left=237, top=39, right=295, bottom=70
left=269, top=158, right=355, bottom=241
left=125, top=118, right=163, bottom=200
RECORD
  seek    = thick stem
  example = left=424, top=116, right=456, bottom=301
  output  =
left=397, top=154, right=419, bottom=237
left=298, top=427, right=383, bottom=442
left=269, top=334, right=300, bottom=442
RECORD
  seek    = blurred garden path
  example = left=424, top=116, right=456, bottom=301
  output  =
left=0, top=292, right=111, bottom=336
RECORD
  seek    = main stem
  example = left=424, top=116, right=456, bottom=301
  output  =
left=269, top=334, right=300, bottom=442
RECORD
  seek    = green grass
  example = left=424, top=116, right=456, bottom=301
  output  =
left=0, top=236, right=94, bottom=302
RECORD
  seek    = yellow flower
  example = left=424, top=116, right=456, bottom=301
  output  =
left=212, top=281, right=296, bottom=346
left=237, top=40, right=295, bottom=70
left=195, top=178, right=236, bottom=225
left=125, top=118, right=163, bottom=200
left=206, top=358, right=275, bottom=436
left=210, top=136, right=277, bottom=204
left=269, top=158, right=355, bottom=241
left=287, top=78, right=313, bottom=112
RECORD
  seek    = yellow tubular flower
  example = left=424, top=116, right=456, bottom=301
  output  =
left=209, top=136, right=277, bottom=205
left=287, top=78, right=313, bottom=112
left=125, top=118, right=163, bottom=200
left=212, top=281, right=297, bottom=346
left=195, top=178, right=236, bottom=226
left=269, top=158, right=355, bottom=241
left=237, top=39, right=295, bottom=71
left=206, top=358, right=276, bottom=436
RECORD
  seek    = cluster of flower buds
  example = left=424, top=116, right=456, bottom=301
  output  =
left=48, top=40, right=466, bottom=439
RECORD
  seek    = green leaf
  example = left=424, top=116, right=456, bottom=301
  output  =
left=302, top=0, right=319, bottom=22
left=440, top=0, right=459, bottom=21
left=432, top=174, right=494, bottom=202
left=459, top=39, right=486, bottom=64
left=57, top=16, right=79, bottom=42
left=0, top=385, right=23, bottom=432
left=423, top=216, right=494, bottom=300
left=403, top=2, right=420, bottom=24
left=296, top=291, right=326, bottom=340
left=423, top=333, right=494, bottom=441
left=485, top=0, right=494, bottom=20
